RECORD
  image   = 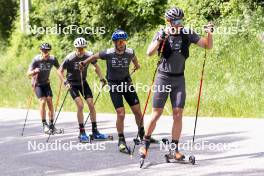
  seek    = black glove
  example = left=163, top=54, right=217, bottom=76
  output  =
left=78, top=61, right=86, bottom=71
left=157, top=29, right=167, bottom=41
left=100, top=78, right=107, bottom=87
left=64, top=80, right=71, bottom=89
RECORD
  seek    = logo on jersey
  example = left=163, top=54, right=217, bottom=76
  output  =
left=169, top=37, right=182, bottom=50
left=74, top=62, right=87, bottom=70
left=111, top=57, right=129, bottom=68
left=39, top=63, right=52, bottom=71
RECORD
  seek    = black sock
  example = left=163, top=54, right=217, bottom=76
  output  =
left=171, top=140, right=179, bottom=151
left=118, top=133, right=125, bottom=138
left=92, top=122, right=98, bottom=133
left=49, top=119, right=54, bottom=125
left=138, top=127, right=145, bottom=140
left=79, top=123, right=85, bottom=133
left=118, top=133, right=125, bottom=142
left=42, top=119, right=47, bottom=125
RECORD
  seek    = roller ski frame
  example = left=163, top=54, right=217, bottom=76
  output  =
left=163, top=139, right=195, bottom=165
left=133, top=137, right=160, bottom=145
left=89, top=134, right=114, bottom=141
left=46, top=128, right=64, bottom=135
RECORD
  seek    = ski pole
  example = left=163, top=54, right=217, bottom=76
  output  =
left=131, top=40, right=166, bottom=157
left=53, top=80, right=63, bottom=118
left=84, top=88, right=102, bottom=126
left=80, top=71, right=85, bottom=97
left=46, top=89, right=69, bottom=142
left=21, top=74, right=38, bottom=136
left=192, top=32, right=210, bottom=144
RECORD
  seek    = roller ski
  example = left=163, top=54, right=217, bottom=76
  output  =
left=89, top=130, right=114, bottom=141
left=163, top=141, right=195, bottom=165
left=133, top=136, right=160, bottom=145
left=118, top=137, right=131, bottom=154
left=78, top=132, right=91, bottom=143
left=164, top=150, right=195, bottom=165
left=139, top=146, right=148, bottom=168
left=48, top=124, right=64, bottom=135
left=138, top=139, right=150, bottom=168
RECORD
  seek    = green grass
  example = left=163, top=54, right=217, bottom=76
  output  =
left=0, top=26, right=263, bottom=118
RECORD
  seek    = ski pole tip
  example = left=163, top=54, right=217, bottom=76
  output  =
left=130, top=155, right=133, bottom=159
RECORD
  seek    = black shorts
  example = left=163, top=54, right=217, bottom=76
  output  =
left=35, top=83, right=53, bottom=99
left=69, top=81, right=93, bottom=100
left=109, top=82, right=140, bottom=109
left=152, top=73, right=186, bottom=109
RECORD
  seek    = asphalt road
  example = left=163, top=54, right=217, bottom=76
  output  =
left=0, top=108, right=263, bottom=176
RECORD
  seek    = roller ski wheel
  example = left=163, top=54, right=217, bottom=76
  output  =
left=189, top=155, right=195, bottom=165
left=89, top=133, right=114, bottom=141
left=78, top=132, right=91, bottom=143
left=139, top=146, right=147, bottom=168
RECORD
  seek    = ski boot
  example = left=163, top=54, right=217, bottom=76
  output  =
left=43, top=122, right=51, bottom=134
left=118, top=137, right=131, bottom=154
left=49, top=124, right=64, bottom=135
left=165, top=148, right=185, bottom=162
left=78, top=131, right=91, bottom=143
left=90, top=130, right=113, bottom=141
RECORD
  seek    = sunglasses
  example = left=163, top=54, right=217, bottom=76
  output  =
left=116, top=40, right=127, bottom=45
left=171, top=19, right=183, bottom=25
left=41, top=49, right=50, bottom=54
left=76, top=47, right=85, bottom=51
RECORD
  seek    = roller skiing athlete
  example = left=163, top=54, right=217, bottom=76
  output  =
left=58, top=37, right=111, bottom=143
left=80, top=29, right=157, bottom=154
left=139, top=7, right=213, bottom=167
left=27, top=43, right=63, bottom=135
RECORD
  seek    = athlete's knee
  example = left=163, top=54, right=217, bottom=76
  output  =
left=76, top=102, right=84, bottom=111
left=116, top=108, right=125, bottom=119
left=40, top=97, right=47, bottom=105
left=87, top=98, right=95, bottom=109
left=173, top=108, right=183, bottom=121
left=151, top=108, right=163, bottom=122
left=131, top=104, right=142, bottom=117
left=46, top=97, right=53, bottom=105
